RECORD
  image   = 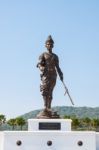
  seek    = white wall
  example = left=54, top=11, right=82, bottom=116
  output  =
left=0, top=132, right=4, bottom=150
left=3, top=131, right=96, bottom=150
left=96, top=133, right=99, bottom=150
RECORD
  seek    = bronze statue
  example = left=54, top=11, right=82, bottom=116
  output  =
left=37, top=35, right=63, bottom=118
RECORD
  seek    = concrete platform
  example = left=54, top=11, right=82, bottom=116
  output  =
left=0, top=119, right=99, bottom=150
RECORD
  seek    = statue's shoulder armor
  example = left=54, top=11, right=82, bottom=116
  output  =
left=43, top=52, right=48, bottom=56
left=39, top=52, right=45, bottom=60
left=52, top=53, right=59, bottom=61
left=43, top=52, right=53, bottom=60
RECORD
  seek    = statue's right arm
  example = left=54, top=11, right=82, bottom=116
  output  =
left=37, top=53, right=45, bottom=72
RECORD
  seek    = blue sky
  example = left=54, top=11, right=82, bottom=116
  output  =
left=0, top=0, right=99, bottom=119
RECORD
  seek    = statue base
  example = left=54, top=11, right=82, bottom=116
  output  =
left=36, top=109, right=60, bottom=119
left=0, top=119, right=98, bottom=150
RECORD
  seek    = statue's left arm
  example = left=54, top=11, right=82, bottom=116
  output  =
left=55, top=55, right=63, bottom=81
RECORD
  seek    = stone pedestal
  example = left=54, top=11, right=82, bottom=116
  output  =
left=1, top=130, right=96, bottom=150
left=0, top=119, right=99, bottom=150
left=28, top=119, right=72, bottom=131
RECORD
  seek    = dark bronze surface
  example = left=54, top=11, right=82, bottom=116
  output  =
left=37, top=35, right=63, bottom=118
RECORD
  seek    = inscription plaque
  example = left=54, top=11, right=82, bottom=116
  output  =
left=39, top=122, right=61, bottom=130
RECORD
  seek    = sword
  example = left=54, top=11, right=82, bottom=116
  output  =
left=62, top=81, right=74, bottom=105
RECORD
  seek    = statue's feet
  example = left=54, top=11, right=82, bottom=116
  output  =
left=36, top=107, right=60, bottom=119
left=36, top=108, right=52, bottom=119
left=44, top=107, right=51, bottom=112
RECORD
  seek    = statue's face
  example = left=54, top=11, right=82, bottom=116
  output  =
left=46, top=42, right=53, bottom=52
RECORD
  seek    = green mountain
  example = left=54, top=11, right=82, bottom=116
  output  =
left=21, top=106, right=99, bottom=119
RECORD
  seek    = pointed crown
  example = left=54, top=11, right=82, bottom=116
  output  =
left=45, top=35, right=54, bottom=44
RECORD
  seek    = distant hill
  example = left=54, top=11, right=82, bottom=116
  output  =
left=21, top=106, right=99, bottom=119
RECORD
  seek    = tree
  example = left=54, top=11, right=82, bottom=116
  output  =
left=82, top=117, right=91, bottom=130
left=7, top=118, right=16, bottom=130
left=72, top=117, right=80, bottom=130
left=0, top=114, right=6, bottom=126
left=64, top=115, right=71, bottom=119
left=64, top=115, right=80, bottom=130
left=91, top=118, right=99, bottom=131
left=16, top=117, right=26, bottom=130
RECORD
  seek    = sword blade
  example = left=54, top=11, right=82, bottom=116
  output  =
left=62, top=81, right=74, bottom=105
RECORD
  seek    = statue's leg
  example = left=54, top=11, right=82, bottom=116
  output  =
left=47, top=78, right=56, bottom=110
left=43, top=93, right=52, bottom=110
left=48, top=95, right=52, bottom=109
left=40, top=83, right=48, bottom=110
left=43, top=96, right=47, bottom=110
